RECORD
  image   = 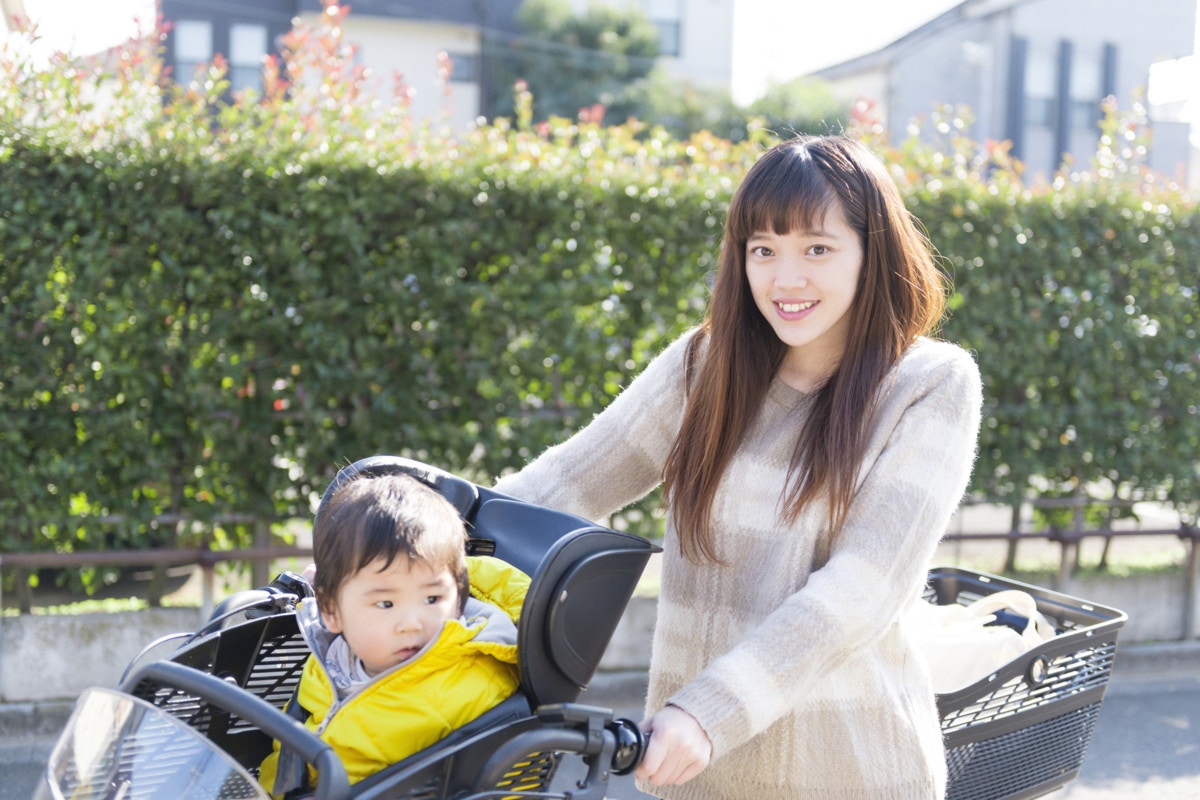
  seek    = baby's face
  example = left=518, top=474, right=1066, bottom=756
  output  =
left=322, top=555, right=460, bottom=677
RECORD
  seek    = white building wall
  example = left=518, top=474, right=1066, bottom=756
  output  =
left=666, top=0, right=734, bottom=88
left=298, top=15, right=484, bottom=131
left=302, top=0, right=739, bottom=130
left=827, top=70, right=893, bottom=121
left=889, top=17, right=995, bottom=133
left=564, top=0, right=734, bottom=90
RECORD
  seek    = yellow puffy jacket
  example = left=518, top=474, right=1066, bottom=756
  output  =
left=258, top=556, right=529, bottom=796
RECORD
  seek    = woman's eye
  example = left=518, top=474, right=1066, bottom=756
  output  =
left=748, top=245, right=772, bottom=257
left=808, top=244, right=828, bottom=256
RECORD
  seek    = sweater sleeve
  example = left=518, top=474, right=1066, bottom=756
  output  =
left=491, top=331, right=693, bottom=521
left=667, top=342, right=983, bottom=758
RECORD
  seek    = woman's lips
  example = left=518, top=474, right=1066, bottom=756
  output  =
left=775, top=300, right=817, bottom=319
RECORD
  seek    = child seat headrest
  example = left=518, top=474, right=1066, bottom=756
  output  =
left=317, top=456, right=480, bottom=525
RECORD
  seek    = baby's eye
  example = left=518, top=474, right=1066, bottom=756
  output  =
left=424, top=595, right=443, bottom=606
left=375, top=600, right=393, bottom=609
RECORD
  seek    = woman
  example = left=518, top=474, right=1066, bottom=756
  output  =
left=493, top=135, right=982, bottom=799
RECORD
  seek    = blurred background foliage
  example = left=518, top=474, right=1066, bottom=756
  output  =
left=1, top=8, right=1197, bottom=597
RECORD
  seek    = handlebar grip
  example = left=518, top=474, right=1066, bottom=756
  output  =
left=609, top=718, right=646, bottom=775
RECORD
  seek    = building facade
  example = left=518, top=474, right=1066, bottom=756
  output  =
left=562, top=0, right=735, bottom=89
left=813, top=0, right=1196, bottom=182
left=159, top=0, right=735, bottom=129
left=161, top=0, right=522, bottom=130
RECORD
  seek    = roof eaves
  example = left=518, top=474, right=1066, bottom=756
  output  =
left=810, top=0, right=1030, bottom=79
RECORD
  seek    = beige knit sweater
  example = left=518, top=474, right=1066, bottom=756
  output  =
left=494, top=331, right=982, bottom=800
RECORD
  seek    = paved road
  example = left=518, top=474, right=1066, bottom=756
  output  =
left=7, top=660, right=1198, bottom=800
left=1049, top=673, right=1200, bottom=800
left=576, top=661, right=1200, bottom=800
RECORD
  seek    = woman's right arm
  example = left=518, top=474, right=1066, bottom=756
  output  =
left=492, top=331, right=694, bottom=522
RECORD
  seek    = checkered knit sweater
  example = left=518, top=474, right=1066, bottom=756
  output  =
left=494, top=331, right=982, bottom=799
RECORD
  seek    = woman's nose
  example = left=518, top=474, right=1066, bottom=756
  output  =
left=776, top=260, right=809, bottom=288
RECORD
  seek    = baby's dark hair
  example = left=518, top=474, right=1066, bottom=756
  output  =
left=312, top=473, right=469, bottom=616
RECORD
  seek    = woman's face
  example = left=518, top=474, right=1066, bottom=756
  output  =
left=744, top=201, right=863, bottom=391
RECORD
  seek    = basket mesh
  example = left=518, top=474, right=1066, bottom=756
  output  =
left=946, top=701, right=1102, bottom=800
left=940, top=640, right=1116, bottom=734
left=138, top=682, right=212, bottom=735
left=926, top=569, right=1125, bottom=800
left=228, top=631, right=310, bottom=732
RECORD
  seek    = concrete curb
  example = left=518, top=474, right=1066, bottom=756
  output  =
left=1109, top=639, right=1200, bottom=683
left=0, top=700, right=75, bottom=739
left=0, top=700, right=72, bottom=766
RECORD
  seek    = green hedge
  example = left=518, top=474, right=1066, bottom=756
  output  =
left=1, top=27, right=753, bottom=561
left=893, top=113, right=1199, bottom=514
left=1, top=23, right=1197, bottom=578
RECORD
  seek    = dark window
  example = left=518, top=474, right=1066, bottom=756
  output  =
left=644, top=0, right=681, bottom=56
left=173, top=19, right=212, bottom=83
left=445, top=51, right=479, bottom=83
left=1025, top=96, right=1054, bottom=128
left=654, top=20, right=680, bottom=56
left=1069, top=99, right=1100, bottom=130
left=229, top=23, right=268, bottom=93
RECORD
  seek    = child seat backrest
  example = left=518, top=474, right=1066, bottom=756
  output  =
left=326, top=456, right=659, bottom=708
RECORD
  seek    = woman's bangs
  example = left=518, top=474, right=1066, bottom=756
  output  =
left=735, top=152, right=838, bottom=240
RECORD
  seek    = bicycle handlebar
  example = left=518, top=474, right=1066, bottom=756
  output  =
left=118, top=660, right=350, bottom=800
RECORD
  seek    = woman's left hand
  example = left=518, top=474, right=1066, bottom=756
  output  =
left=635, top=705, right=712, bottom=786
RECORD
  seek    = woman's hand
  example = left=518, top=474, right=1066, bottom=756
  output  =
left=635, top=705, right=712, bottom=786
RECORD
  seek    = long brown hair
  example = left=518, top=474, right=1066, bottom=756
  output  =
left=663, top=135, right=947, bottom=563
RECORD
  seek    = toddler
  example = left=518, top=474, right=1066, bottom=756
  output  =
left=259, top=473, right=528, bottom=796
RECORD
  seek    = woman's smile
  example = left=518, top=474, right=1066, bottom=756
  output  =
left=775, top=299, right=817, bottom=318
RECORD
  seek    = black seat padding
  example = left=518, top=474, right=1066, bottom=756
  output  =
left=520, top=528, right=654, bottom=707
left=466, top=493, right=610, bottom=580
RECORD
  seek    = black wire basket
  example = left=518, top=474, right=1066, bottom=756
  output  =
left=926, top=567, right=1127, bottom=800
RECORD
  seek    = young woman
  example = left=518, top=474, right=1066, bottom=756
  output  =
left=493, top=135, right=982, bottom=799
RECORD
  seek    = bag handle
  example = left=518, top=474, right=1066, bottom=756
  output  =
left=964, top=589, right=1056, bottom=644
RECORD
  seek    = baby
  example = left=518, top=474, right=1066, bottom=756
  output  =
left=259, top=472, right=529, bottom=796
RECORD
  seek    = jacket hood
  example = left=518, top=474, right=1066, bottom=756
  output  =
left=296, top=555, right=527, bottom=695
